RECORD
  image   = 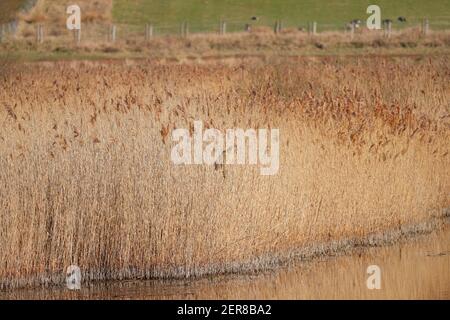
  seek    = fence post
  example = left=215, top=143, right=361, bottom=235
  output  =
left=245, top=23, right=251, bottom=32
left=12, top=20, right=17, bottom=34
left=422, top=19, right=429, bottom=36
left=274, top=20, right=282, bottom=34
left=180, top=21, right=189, bottom=37
left=74, top=29, right=81, bottom=45
left=109, top=25, right=116, bottom=42
left=180, top=21, right=188, bottom=37
left=145, top=23, right=153, bottom=41
left=36, top=24, right=44, bottom=44
left=383, top=20, right=392, bottom=38
left=219, top=21, right=226, bottom=35
left=308, top=22, right=317, bottom=35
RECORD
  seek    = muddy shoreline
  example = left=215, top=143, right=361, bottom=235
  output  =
left=1, top=216, right=449, bottom=299
left=1, top=210, right=448, bottom=293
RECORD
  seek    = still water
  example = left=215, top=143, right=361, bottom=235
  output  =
left=1, top=225, right=449, bottom=300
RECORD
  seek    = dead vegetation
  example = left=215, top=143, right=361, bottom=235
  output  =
left=2, top=26, right=449, bottom=61
left=15, top=0, right=112, bottom=38
left=0, top=56, right=449, bottom=288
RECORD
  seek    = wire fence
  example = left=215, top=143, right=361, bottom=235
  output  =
left=0, top=17, right=449, bottom=44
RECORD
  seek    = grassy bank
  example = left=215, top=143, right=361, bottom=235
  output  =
left=2, top=28, right=450, bottom=62
left=113, top=0, right=450, bottom=31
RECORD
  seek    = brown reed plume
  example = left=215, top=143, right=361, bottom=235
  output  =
left=0, top=56, right=448, bottom=289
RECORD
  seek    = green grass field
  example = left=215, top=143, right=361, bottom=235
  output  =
left=113, top=0, right=450, bottom=32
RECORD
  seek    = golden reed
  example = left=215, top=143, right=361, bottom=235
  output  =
left=0, top=56, right=448, bottom=288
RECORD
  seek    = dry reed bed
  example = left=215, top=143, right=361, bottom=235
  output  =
left=0, top=56, right=449, bottom=288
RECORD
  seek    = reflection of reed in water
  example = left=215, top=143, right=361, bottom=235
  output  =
left=1, top=225, right=449, bottom=300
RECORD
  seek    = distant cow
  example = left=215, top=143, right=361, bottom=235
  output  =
left=351, top=19, right=362, bottom=28
left=398, top=16, right=407, bottom=22
left=346, top=19, right=361, bottom=31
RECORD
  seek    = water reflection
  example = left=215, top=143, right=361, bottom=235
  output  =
left=1, top=226, right=449, bottom=300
